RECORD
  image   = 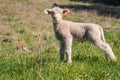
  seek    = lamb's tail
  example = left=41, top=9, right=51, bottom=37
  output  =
left=99, top=27, right=106, bottom=43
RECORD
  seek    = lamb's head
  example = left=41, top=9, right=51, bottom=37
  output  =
left=44, top=7, right=70, bottom=21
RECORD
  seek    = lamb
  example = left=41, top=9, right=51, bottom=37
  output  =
left=44, top=7, right=116, bottom=63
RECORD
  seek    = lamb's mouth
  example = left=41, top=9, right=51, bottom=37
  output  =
left=53, top=18, right=58, bottom=21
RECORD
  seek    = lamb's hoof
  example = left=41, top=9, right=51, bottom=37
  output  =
left=112, top=58, right=117, bottom=61
left=67, top=60, right=72, bottom=63
left=111, top=57, right=117, bottom=61
left=107, top=58, right=117, bottom=62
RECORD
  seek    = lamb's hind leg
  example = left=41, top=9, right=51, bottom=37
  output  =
left=94, top=40, right=116, bottom=61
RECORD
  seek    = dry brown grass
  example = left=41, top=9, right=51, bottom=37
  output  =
left=0, top=0, right=119, bottom=53
left=0, top=23, right=13, bottom=35
left=14, top=39, right=26, bottom=51
left=33, top=33, right=45, bottom=51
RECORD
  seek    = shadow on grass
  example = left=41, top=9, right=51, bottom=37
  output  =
left=70, top=0, right=120, bottom=6
left=53, top=3, right=120, bottom=18
left=73, top=54, right=99, bottom=62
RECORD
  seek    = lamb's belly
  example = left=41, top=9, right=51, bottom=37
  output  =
left=72, top=33, right=86, bottom=42
left=71, top=27, right=86, bottom=41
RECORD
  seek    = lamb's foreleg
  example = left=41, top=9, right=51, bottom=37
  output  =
left=64, top=37, right=73, bottom=63
left=59, top=42, right=65, bottom=61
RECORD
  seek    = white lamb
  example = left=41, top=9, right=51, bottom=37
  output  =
left=44, top=7, right=116, bottom=63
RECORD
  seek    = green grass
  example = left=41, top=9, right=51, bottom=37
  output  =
left=0, top=0, right=120, bottom=80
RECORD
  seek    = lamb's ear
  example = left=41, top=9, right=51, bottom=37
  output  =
left=62, top=9, right=70, bottom=15
left=44, top=9, right=51, bottom=14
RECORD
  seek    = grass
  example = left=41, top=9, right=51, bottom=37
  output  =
left=0, top=0, right=120, bottom=80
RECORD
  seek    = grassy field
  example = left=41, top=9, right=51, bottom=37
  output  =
left=0, top=0, right=120, bottom=80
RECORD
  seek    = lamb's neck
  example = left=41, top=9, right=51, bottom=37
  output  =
left=52, top=18, right=63, bottom=28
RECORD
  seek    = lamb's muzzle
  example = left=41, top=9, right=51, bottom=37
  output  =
left=44, top=7, right=116, bottom=62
